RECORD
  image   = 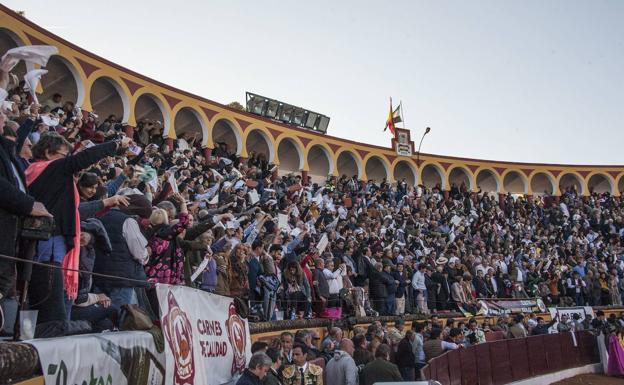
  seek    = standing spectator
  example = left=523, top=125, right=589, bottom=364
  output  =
left=0, top=110, right=52, bottom=303
left=360, top=344, right=403, bottom=385
left=92, top=194, right=152, bottom=311
left=411, top=323, right=426, bottom=379
left=392, top=262, right=410, bottom=315
left=381, top=259, right=398, bottom=315
left=352, top=333, right=373, bottom=367
left=312, top=258, right=330, bottom=316
left=27, top=133, right=125, bottom=324
left=567, top=271, right=585, bottom=306
left=508, top=314, right=529, bottom=338
left=264, top=347, right=283, bottom=385
left=248, top=239, right=264, bottom=311
left=532, top=316, right=557, bottom=335
left=284, top=261, right=311, bottom=319
left=396, top=330, right=416, bottom=380
left=325, top=339, right=358, bottom=385
left=411, top=264, right=428, bottom=314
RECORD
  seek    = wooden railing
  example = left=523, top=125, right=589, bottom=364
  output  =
left=422, top=331, right=600, bottom=385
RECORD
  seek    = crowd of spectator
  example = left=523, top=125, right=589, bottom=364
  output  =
left=1, top=58, right=624, bottom=338
left=238, top=310, right=624, bottom=384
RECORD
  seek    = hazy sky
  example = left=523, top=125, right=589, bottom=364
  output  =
left=4, top=0, right=624, bottom=164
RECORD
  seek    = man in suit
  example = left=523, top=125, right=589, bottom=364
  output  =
left=281, top=344, right=323, bottom=385
left=264, top=347, right=283, bottom=385
left=473, top=269, right=490, bottom=298
left=360, top=344, right=403, bottom=385
left=431, top=261, right=451, bottom=310
left=486, top=269, right=504, bottom=298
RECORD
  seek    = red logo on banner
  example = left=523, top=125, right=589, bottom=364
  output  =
left=162, top=291, right=195, bottom=385
left=226, top=303, right=247, bottom=375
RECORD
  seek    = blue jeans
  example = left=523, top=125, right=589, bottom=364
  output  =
left=385, top=294, right=396, bottom=315
left=71, top=304, right=114, bottom=331
left=93, top=287, right=138, bottom=312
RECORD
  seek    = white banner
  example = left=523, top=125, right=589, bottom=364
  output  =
left=548, top=306, right=594, bottom=333
left=29, top=331, right=165, bottom=385
left=156, top=284, right=251, bottom=385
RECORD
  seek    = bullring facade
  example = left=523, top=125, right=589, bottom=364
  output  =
left=1, top=4, right=622, bottom=197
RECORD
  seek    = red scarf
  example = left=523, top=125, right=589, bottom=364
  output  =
left=25, top=160, right=80, bottom=300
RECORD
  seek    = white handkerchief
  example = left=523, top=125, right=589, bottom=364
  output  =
left=1, top=45, right=59, bottom=71
left=23, top=69, right=48, bottom=104
left=191, top=257, right=210, bottom=282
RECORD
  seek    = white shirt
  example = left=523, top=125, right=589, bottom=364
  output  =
left=122, top=217, right=149, bottom=265
left=323, top=267, right=345, bottom=294
left=412, top=271, right=426, bottom=291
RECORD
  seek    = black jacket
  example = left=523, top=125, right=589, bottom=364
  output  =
left=76, top=218, right=111, bottom=305
left=313, top=267, right=330, bottom=299
left=392, top=270, right=408, bottom=298
left=473, top=276, right=489, bottom=298
left=396, top=337, right=416, bottom=369
left=236, top=369, right=262, bottom=385
left=93, top=209, right=147, bottom=289
left=0, top=135, right=34, bottom=256
left=28, top=141, right=118, bottom=252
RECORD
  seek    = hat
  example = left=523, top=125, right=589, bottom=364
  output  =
left=436, top=257, right=449, bottom=265
left=226, top=221, right=239, bottom=230
left=207, top=195, right=219, bottom=205
left=382, top=258, right=393, bottom=267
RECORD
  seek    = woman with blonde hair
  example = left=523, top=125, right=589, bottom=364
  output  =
left=149, top=208, right=169, bottom=226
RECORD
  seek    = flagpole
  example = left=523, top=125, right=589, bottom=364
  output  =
left=400, top=101, right=405, bottom=129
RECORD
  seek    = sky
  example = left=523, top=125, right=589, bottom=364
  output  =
left=4, top=0, right=624, bottom=165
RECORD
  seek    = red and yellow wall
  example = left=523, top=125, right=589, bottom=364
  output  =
left=1, top=5, right=623, bottom=195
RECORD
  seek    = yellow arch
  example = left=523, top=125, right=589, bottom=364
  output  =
left=275, top=134, right=306, bottom=171
left=418, top=161, right=446, bottom=189
left=243, top=126, right=276, bottom=163
left=500, top=169, right=529, bottom=194
left=528, top=170, right=558, bottom=196
left=474, top=166, right=502, bottom=193
left=585, top=171, right=615, bottom=195
left=362, top=153, right=392, bottom=183
left=305, top=140, right=336, bottom=176
left=171, top=104, right=211, bottom=147
left=391, top=158, right=418, bottom=186
left=557, top=171, right=588, bottom=196
left=447, top=164, right=475, bottom=191
left=334, top=148, right=363, bottom=180
left=209, top=115, right=244, bottom=156
left=85, top=71, right=133, bottom=124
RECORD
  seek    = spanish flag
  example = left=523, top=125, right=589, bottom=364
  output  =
left=384, top=97, right=402, bottom=136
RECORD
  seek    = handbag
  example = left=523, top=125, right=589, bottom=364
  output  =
left=119, top=304, right=153, bottom=331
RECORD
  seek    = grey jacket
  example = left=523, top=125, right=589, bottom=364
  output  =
left=325, top=350, right=358, bottom=385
